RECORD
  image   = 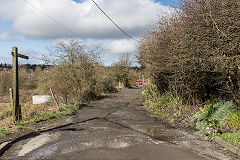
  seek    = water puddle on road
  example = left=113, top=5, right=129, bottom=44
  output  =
left=144, top=127, right=176, bottom=142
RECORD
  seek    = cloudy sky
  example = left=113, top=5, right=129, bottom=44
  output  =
left=0, top=0, right=178, bottom=65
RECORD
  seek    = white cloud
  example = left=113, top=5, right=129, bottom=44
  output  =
left=0, top=0, right=173, bottom=65
left=0, top=32, right=17, bottom=41
left=97, top=39, right=138, bottom=65
left=0, top=0, right=172, bottom=39
left=102, top=39, right=137, bottom=54
left=47, top=38, right=138, bottom=65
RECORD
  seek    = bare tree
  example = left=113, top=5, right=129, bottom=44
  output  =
left=39, top=39, right=114, bottom=104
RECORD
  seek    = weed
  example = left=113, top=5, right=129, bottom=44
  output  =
left=225, top=112, right=240, bottom=131
left=220, top=130, right=240, bottom=147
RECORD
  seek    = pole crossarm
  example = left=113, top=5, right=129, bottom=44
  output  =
left=11, top=52, right=29, bottom=60
left=17, top=53, right=29, bottom=59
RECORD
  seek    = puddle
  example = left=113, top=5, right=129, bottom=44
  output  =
left=144, top=127, right=176, bottom=141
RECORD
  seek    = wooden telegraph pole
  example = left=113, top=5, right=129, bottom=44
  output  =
left=12, top=47, right=29, bottom=122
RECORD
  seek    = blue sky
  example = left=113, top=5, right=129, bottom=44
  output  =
left=0, top=0, right=178, bottom=65
left=156, top=0, right=179, bottom=6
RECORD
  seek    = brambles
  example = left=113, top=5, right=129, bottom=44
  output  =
left=139, top=0, right=240, bottom=105
left=139, top=0, right=240, bottom=142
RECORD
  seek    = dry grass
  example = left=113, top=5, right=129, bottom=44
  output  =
left=0, top=103, right=17, bottom=133
left=0, top=89, right=35, bottom=104
left=0, top=100, right=60, bottom=135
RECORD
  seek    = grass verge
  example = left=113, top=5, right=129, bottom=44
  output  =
left=0, top=103, right=79, bottom=136
left=141, top=83, right=240, bottom=148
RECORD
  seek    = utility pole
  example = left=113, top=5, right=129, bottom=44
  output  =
left=12, top=47, right=29, bottom=122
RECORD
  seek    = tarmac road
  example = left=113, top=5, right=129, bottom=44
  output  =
left=1, top=89, right=239, bottom=160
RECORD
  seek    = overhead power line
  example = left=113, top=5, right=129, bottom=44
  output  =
left=91, top=0, right=139, bottom=42
left=22, top=0, right=139, bottom=42
left=22, top=0, right=77, bottom=37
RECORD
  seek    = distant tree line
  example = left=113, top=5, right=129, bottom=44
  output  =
left=0, top=63, right=12, bottom=69
left=0, top=63, right=51, bottom=71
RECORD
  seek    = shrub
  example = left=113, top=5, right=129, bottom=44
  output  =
left=0, top=66, right=41, bottom=96
left=38, top=39, right=115, bottom=104
left=211, top=101, right=237, bottom=127
left=112, top=53, right=131, bottom=88
left=138, top=0, right=240, bottom=106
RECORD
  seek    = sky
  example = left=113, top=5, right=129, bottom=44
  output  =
left=0, top=0, right=178, bottom=66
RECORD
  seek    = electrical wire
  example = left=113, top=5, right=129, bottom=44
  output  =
left=22, top=0, right=139, bottom=43
left=30, top=56, right=45, bottom=62
left=91, top=0, right=139, bottom=42
left=22, top=0, right=77, bottom=38
left=22, top=0, right=139, bottom=42
left=21, top=0, right=141, bottom=64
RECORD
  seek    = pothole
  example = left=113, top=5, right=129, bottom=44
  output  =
left=144, top=127, right=176, bottom=141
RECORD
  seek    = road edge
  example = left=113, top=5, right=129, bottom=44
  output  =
left=213, top=136, right=240, bottom=157
left=194, top=132, right=240, bottom=157
left=0, top=141, right=12, bottom=156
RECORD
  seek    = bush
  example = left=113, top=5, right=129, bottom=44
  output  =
left=138, top=0, right=240, bottom=106
left=19, top=67, right=42, bottom=90
left=112, top=53, right=131, bottom=88
left=38, top=39, right=115, bottom=104
left=0, top=66, right=41, bottom=96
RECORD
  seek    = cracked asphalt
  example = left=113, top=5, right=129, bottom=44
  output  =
left=1, top=89, right=239, bottom=160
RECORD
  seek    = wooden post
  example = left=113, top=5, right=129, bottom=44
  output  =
left=50, top=88, right=59, bottom=108
left=9, top=88, right=14, bottom=117
left=12, top=47, right=20, bottom=122
left=12, top=46, right=29, bottom=122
